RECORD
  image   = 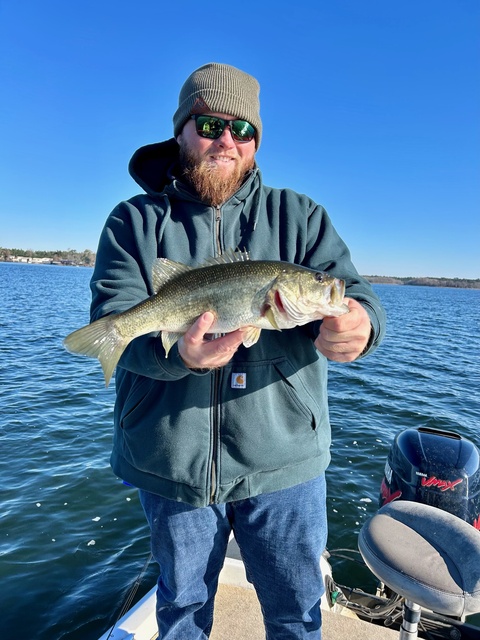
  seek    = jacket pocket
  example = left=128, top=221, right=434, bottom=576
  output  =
left=116, top=374, right=212, bottom=488
left=272, top=358, right=322, bottom=426
left=219, top=357, right=327, bottom=483
left=119, top=375, right=155, bottom=429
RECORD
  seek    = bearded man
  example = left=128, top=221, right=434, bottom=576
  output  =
left=90, top=63, right=386, bottom=639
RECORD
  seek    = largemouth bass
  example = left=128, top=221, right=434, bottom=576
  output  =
left=63, top=251, right=349, bottom=386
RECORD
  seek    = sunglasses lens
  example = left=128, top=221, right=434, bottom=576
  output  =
left=195, top=116, right=224, bottom=139
left=194, top=115, right=255, bottom=142
left=230, top=120, right=255, bottom=142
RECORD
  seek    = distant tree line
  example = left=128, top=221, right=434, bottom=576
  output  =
left=0, top=247, right=96, bottom=266
left=365, top=275, right=480, bottom=290
left=1, top=248, right=477, bottom=288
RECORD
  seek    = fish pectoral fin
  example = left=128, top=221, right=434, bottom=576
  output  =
left=241, top=326, right=262, bottom=348
left=152, top=258, right=193, bottom=293
left=161, top=331, right=183, bottom=357
left=264, top=307, right=281, bottom=330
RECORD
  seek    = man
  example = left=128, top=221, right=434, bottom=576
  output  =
left=90, top=63, right=386, bottom=639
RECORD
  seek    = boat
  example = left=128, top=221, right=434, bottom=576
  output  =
left=98, top=427, right=480, bottom=640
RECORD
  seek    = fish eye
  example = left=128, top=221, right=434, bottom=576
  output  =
left=315, top=272, right=326, bottom=282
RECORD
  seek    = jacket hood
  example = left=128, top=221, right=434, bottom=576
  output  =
left=128, top=138, right=180, bottom=196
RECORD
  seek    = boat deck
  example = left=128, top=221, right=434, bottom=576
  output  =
left=99, top=542, right=401, bottom=640
left=211, top=582, right=399, bottom=639
left=210, top=539, right=399, bottom=638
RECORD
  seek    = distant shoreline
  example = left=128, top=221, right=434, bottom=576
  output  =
left=0, top=248, right=95, bottom=268
left=1, top=258, right=478, bottom=289
left=364, top=275, right=480, bottom=290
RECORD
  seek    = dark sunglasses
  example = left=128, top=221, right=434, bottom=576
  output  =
left=191, top=115, right=255, bottom=142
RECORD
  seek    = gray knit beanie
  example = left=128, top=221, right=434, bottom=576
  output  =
left=173, top=63, right=262, bottom=149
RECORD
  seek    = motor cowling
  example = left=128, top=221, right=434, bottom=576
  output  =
left=380, top=427, right=480, bottom=530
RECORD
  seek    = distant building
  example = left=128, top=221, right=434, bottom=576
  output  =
left=9, top=256, right=53, bottom=264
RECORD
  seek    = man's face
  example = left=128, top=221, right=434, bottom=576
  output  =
left=176, top=112, right=256, bottom=206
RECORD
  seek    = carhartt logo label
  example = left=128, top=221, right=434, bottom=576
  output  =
left=191, top=97, right=211, bottom=113
left=231, top=373, right=246, bottom=389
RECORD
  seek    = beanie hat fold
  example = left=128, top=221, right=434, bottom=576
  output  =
left=173, top=63, right=262, bottom=149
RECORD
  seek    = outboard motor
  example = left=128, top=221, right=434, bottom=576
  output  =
left=380, top=426, right=480, bottom=530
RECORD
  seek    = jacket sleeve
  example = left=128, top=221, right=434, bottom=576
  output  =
left=89, top=200, right=200, bottom=382
left=303, top=204, right=386, bottom=357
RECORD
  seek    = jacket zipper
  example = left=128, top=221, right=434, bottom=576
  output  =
left=210, top=369, right=221, bottom=502
left=210, top=205, right=223, bottom=503
left=214, top=206, right=222, bottom=255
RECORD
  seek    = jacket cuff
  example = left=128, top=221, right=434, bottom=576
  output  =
left=153, top=339, right=212, bottom=378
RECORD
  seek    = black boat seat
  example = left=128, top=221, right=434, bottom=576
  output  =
left=358, top=501, right=480, bottom=618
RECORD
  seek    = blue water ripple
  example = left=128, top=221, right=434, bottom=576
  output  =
left=1, top=264, right=479, bottom=639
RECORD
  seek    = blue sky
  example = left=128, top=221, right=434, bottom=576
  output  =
left=0, top=1, right=478, bottom=278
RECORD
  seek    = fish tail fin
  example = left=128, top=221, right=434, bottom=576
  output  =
left=63, top=316, right=129, bottom=387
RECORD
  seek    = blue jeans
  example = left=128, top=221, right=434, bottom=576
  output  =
left=139, top=475, right=327, bottom=639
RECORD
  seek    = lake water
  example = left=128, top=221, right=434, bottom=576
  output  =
left=1, top=262, right=479, bottom=639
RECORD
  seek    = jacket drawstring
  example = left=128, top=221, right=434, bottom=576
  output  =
left=250, top=181, right=262, bottom=232
left=157, top=194, right=172, bottom=244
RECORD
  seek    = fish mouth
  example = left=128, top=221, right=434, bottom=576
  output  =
left=331, top=279, right=346, bottom=305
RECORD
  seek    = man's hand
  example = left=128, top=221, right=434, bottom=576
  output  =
left=314, top=298, right=372, bottom=362
left=178, top=312, right=245, bottom=369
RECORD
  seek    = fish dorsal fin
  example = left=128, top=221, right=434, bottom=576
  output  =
left=152, top=258, right=193, bottom=293
left=152, top=250, right=249, bottom=292
left=200, top=248, right=250, bottom=268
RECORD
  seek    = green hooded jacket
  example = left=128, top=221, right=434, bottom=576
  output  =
left=90, top=139, right=386, bottom=507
